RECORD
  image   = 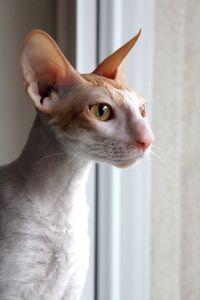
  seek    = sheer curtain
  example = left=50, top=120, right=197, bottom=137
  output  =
left=151, top=0, right=200, bottom=299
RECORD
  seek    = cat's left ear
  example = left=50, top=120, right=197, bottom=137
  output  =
left=20, top=29, right=86, bottom=114
left=93, top=29, right=141, bottom=85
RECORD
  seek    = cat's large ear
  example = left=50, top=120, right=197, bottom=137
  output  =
left=20, top=29, right=85, bottom=113
left=93, top=29, right=141, bottom=85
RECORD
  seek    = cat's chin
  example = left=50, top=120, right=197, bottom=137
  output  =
left=89, top=151, right=146, bottom=168
left=110, top=147, right=150, bottom=168
left=111, top=157, right=142, bottom=168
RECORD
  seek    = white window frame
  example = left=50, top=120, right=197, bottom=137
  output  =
left=96, top=0, right=154, bottom=300
left=76, top=1, right=97, bottom=299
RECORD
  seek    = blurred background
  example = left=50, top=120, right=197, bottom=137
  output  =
left=0, top=1, right=199, bottom=300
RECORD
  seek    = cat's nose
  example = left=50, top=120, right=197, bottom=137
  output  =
left=131, top=119, right=155, bottom=151
left=136, top=139, right=152, bottom=151
left=135, top=134, right=155, bottom=151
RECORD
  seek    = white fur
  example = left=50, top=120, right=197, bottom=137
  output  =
left=122, top=90, right=141, bottom=114
left=0, top=117, right=91, bottom=300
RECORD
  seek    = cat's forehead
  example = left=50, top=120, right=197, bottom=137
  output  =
left=119, top=89, right=140, bottom=109
left=82, top=73, right=144, bottom=107
left=82, top=73, right=128, bottom=90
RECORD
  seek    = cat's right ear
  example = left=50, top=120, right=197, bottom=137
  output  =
left=20, top=30, right=85, bottom=114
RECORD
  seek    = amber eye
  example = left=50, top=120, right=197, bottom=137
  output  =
left=90, top=104, right=111, bottom=121
left=139, top=103, right=146, bottom=117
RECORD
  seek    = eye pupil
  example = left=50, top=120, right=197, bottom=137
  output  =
left=90, top=103, right=111, bottom=121
left=99, top=105, right=107, bottom=116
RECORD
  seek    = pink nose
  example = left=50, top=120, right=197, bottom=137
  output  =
left=131, top=119, right=155, bottom=151
left=136, top=140, right=151, bottom=151
left=135, top=134, right=155, bottom=151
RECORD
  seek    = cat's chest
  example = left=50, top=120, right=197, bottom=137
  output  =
left=5, top=190, right=90, bottom=299
left=42, top=192, right=90, bottom=258
left=35, top=190, right=90, bottom=260
left=38, top=196, right=90, bottom=299
left=0, top=165, right=91, bottom=299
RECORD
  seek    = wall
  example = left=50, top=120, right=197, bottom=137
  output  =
left=0, top=0, right=56, bottom=165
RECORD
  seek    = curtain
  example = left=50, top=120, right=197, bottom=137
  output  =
left=151, top=0, right=200, bottom=299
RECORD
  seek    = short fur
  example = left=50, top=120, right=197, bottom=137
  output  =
left=0, top=29, right=154, bottom=299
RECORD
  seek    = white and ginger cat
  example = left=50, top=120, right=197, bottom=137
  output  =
left=0, top=29, right=154, bottom=300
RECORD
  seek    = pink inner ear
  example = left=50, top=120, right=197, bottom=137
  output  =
left=93, top=29, right=141, bottom=82
left=20, top=30, right=85, bottom=104
left=112, top=62, right=127, bottom=85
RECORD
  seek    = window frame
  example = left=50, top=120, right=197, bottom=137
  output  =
left=96, top=0, right=154, bottom=299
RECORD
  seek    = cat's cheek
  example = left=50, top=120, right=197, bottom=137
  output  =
left=93, top=121, right=119, bottom=140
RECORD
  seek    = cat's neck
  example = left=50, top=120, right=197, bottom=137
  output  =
left=2, top=116, right=91, bottom=299
left=14, top=115, right=91, bottom=204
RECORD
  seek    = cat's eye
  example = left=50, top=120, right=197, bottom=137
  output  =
left=90, top=103, right=112, bottom=121
left=139, top=103, right=146, bottom=117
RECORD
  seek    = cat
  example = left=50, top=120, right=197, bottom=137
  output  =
left=0, top=29, right=154, bottom=300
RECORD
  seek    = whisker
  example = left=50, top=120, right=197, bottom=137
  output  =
left=86, top=145, right=104, bottom=149
left=151, top=145, right=164, bottom=151
left=84, top=142, right=105, bottom=147
left=150, top=150, right=163, bottom=161
left=66, top=150, right=84, bottom=169
left=151, top=145, right=171, bottom=159
left=35, top=152, right=66, bottom=166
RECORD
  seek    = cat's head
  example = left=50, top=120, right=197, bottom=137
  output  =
left=20, top=29, right=154, bottom=168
